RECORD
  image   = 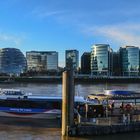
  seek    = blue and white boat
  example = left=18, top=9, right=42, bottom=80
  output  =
left=0, top=89, right=86, bottom=119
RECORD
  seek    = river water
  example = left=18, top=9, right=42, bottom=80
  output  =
left=0, top=83, right=140, bottom=140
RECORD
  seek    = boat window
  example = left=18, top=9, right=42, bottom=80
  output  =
left=0, top=99, right=77, bottom=109
left=2, top=90, right=24, bottom=95
left=0, top=99, right=62, bottom=109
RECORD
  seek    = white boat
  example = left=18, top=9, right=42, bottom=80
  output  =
left=0, top=89, right=86, bottom=120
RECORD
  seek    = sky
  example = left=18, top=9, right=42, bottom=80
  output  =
left=0, top=0, right=140, bottom=67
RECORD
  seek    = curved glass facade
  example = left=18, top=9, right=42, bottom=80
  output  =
left=91, top=44, right=113, bottom=76
left=0, top=48, right=27, bottom=75
left=120, top=46, right=139, bottom=76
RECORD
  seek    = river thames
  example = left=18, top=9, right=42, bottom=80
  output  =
left=0, top=83, right=140, bottom=140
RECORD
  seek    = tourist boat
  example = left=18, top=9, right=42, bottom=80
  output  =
left=88, top=89, right=140, bottom=99
left=88, top=89, right=140, bottom=109
left=0, top=89, right=86, bottom=120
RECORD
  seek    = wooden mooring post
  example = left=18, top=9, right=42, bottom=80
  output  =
left=62, top=69, right=74, bottom=136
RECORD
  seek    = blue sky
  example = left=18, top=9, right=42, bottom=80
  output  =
left=0, top=0, right=140, bottom=66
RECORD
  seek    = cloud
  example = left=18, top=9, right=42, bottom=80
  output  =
left=83, top=24, right=140, bottom=46
left=0, top=33, right=24, bottom=47
left=31, top=7, right=68, bottom=19
left=31, top=6, right=83, bottom=24
left=39, top=11, right=66, bottom=18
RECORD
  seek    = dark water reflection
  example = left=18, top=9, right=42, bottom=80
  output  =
left=0, top=124, right=61, bottom=140
left=0, top=124, right=139, bottom=140
left=0, top=83, right=140, bottom=139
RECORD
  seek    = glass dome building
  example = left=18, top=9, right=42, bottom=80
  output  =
left=0, top=48, right=27, bottom=75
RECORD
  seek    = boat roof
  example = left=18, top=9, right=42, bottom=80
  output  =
left=88, top=90, right=140, bottom=100
left=104, top=90, right=137, bottom=96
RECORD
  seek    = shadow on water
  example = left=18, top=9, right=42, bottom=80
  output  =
left=0, top=117, right=62, bottom=140
left=0, top=124, right=61, bottom=140
left=0, top=117, right=61, bottom=128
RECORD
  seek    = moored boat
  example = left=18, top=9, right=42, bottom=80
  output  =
left=87, top=89, right=140, bottom=116
left=0, top=89, right=86, bottom=119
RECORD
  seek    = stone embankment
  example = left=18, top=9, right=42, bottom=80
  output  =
left=1, top=76, right=140, bottom=83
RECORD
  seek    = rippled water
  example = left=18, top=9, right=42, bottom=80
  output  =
left=0, top=83, right=140, bottom=140
left=1, top=82, right=140, bottom=96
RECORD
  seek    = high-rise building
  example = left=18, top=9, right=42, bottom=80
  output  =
left=46, top=52, right=58, bottom=70
left=91, top=44, right=113, bottom=76
left=65, top=50, right=79, bottom=70
left=81, top=52, right=91, bottom=74
left=112, top=52, right=121, bottom=76
left=0, top=48, right=27, bottom=75
left=26, top=51, right=42, bottom=71
left=26, top=51, right=58, bottom=71
left=119, top=46, right=139, bottom=76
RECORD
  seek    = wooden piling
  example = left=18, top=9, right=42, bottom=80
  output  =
left=62, top=70, right=74, bottom=136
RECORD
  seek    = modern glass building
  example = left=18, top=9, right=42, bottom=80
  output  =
left=91, top=44, right=113, bottom=76
left=0, top=48, right=27, bottom=75
left=26, top=51, right=42, bottom=71
left=65, top=50, right=79, bottom=70
left=119, top=46, right=139, bottom=76
left=26, top=51, right=58, bottom=71
left=112, top=52, right=120, bottom=76
left=81, top=52, right=91, bottom=74
left=46, top=52, right=58, bottom=70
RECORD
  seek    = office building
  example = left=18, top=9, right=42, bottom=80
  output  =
left=65, top=50, right=79, bottom=70
left=112, top=52, right=121, bottom=76
left=91, top=44, right=113, bottom=76
left=46, top=52, right=58, bottom=70
left=26, top=51, right=58, bottom=71
left=119, top=46, right=139, bottom=76
left=81, top=52, right=91, bottom=74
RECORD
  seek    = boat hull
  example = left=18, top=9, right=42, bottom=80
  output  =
left=0, top=115, right=61, bottom=128
left=0, top=110, right=61, bottom=119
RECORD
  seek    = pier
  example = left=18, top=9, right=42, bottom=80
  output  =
left=66, top=110, right=140, bottom=136
left=61, top=68, right=140, bottom=137
left=76, top=122, right=140, bottom=136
